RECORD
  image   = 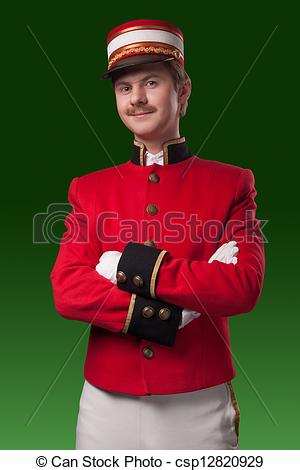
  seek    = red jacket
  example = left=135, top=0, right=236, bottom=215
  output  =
left=50, top=137, right=265, bottom=395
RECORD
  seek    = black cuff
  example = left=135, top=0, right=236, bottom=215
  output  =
left=122, top=293, right=183, bottom=347
left=116, top=242, right=168, bottom=298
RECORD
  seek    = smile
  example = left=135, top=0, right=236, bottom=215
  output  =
left=131, top=112, right=153, bottom=118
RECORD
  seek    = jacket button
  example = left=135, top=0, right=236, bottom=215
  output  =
left=132, top=275, right=144, bottom=287
left=148, top=173, right=160, bottom=183
left=159, top=308, right=171, bottom=320
left=144, top=239, right=156, bottom=248
left=143, top=347, right=154, bottom=359
left=141, top=306, right=155, bottom=318
left=116, top=271, right=127, bottom=283
left=146, top=203, right=158, bottom=215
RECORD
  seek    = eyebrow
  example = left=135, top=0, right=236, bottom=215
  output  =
left=115, top=74, right=161, bottom=87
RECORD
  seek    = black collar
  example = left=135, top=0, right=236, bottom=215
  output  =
left=131, top=137, right=192, bottom=166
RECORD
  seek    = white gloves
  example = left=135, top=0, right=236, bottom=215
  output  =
left=95, top=241, right=239, bottom=329
left=208, top=240, right=239, bottom=265
left=96, top=250, right=122, bottom=284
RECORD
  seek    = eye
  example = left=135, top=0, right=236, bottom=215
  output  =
left=146, top=80, right=157, bottom=87
left=119, top=86, right=130, bottom=93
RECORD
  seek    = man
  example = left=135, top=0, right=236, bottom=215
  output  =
left=50, top=19, right=265, bottom=450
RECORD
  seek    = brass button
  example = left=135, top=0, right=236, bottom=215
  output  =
left=144, top=239, right=156, bottom=248
left=116, top=271, right=127, bottom=283
left=159, top=308, right=171, bottom=320
left=141, top=306, right=155, bottom=318
left=148, top=173, right=160, bottom=183
left=142, top=347, right=154, bottom=359
left=146, top=203, right=158, bottom=215
left=132, top=275, right=144, bottom=287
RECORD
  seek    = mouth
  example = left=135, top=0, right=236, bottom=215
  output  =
left=131, top=112, right=154, bottom=118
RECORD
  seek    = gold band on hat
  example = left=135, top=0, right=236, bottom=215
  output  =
left=108, top=42, right=183, bottom=70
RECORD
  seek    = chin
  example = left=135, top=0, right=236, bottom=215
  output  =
left=130, top=124, right=160, bottom=139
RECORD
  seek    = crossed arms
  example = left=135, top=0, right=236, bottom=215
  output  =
left=50, top=169, right=265, bottom=346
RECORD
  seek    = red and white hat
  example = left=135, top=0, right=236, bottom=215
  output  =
left=101, top=19, right=184, bottom=80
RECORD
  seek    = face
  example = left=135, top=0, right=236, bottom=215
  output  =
left=113, top=62, right=183, bottom=142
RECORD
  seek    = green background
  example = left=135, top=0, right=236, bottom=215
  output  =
left=2, top=1, right=299, bottom=450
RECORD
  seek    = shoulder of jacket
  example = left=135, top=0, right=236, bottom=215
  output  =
left=193, top=156, right=251, bottom=181
left=76, top=162, right=128, bottom=188
left=68, top=162, right=128, bottom=205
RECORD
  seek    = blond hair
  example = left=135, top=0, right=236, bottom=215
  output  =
left=162, top=60, right=191, bottom=118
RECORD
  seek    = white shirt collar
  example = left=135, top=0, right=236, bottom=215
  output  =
left=145, top=149, right=164, bottom=166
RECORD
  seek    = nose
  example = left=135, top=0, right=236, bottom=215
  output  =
left=130, top=84, right=147, bottom=106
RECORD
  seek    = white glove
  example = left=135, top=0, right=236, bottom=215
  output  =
left=95, top=241, right=239, bottom=330
left=95, top=250, right=122, bottom=283
left=208, top=240, right=239, bottom=265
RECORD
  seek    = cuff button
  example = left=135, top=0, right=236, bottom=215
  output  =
left=116, top=271, right=127, bottom=283
left=132, top=275, right=144, bottom=287
left=144, top=239, right=156, bottom=248
left=159, top=308, right=171, bottom=320
left=141, top=306, right=155, bottom=318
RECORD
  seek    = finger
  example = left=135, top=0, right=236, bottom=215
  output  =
left=226, top=248, right=239, bottom=261
left=225, top=252, right=236, bottom=263
left=223, top=245, right=239, bottom=260
left=210, top=247, right=231, bottom=263
left=209, top=243, right=228, bottom=262
left=209, top=240, right=239, bottom=263
left=211, top=246, right=226, bottom=258
left=208, top=251, right=225, bottom=263
left=215, top=241, right=237, bottom=258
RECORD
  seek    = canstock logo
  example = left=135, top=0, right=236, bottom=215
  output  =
left=33, top=206, right=268, bottom=246
left=95, top=210, right=269, bottom=245
left=33, top=203, right=89, bottom=245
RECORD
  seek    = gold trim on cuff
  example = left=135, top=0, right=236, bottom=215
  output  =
left=122, top=293, right=137, bottom=334
left=150, top=249, right=168, bottom=298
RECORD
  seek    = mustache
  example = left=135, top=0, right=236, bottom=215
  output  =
left=127, top=108, right=155, bottom=116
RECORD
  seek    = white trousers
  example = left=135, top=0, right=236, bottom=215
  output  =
left=76, top=380, right=240, bottom=450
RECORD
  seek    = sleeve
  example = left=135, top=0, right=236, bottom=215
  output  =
left=123, top=294, right=182, bottom=347
left=116, top=169, right=265, bottom=317
left=50, top=177, right=182, bottom=345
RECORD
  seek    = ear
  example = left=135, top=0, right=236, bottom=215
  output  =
left=178, top=79, right=191, bottom=106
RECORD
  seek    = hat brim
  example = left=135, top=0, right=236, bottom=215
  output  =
left=100, top=54, right=175, bottom=80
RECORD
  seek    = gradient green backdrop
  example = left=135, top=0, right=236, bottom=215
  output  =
left=2, top=1, right=298, bottom=450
